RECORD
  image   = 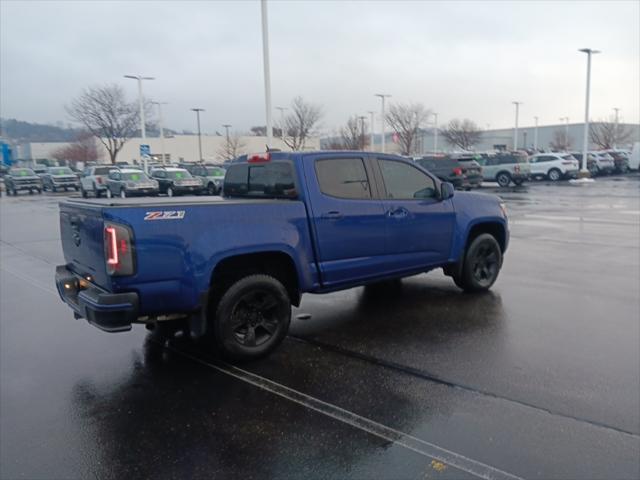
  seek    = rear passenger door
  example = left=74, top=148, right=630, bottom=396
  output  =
left=303, top=154, right=387, bottom=287
left=374, top=157, right=455, bottom=269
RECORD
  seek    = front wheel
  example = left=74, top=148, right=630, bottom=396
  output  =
left=496, top=172, right=511, bottom=187
left=547, top=168, right=562, bottom=182
left=120, top=189, right=127, bottom=199
left=208, top=274, right=291, bottom=360
left=167, top=187, right=174, bottom=197
left=452, top=233, right=502, bottom=292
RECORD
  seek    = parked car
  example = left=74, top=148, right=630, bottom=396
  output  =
left=55, top=151, right=509, bottom=360
left=4, top=167, right=42, bottom=195
left=414, top=155, right=468, bottom=190
left=629, top=143, right=640, bottom=171
left=590, top=152, right=616, bottom=175
left=570, top=153, right=598, bottom=175
left=603, top=150, right=630, bottom=173
left=451, top=154, right=483, bottom=189
left=180, top=163, right=226, bottom=195
left=80, top=165, right=120, bottom=198
left=528, top=153, right=579, bottom=181
left=473, top=152, right=530, bottom=187
left=42, top=166, right=80, bottom=192
left=150, top=167, right=203, bottom=196
left=106, top=169, right=159, bottom=198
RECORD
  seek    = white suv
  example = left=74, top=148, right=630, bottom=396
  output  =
left=529, top=153, right=579, bottom=181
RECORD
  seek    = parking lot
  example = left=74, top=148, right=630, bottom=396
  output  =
left=1, top=175, right=639, bottom=479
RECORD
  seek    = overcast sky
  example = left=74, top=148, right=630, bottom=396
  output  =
left=1, top=0, right=639, bottom=136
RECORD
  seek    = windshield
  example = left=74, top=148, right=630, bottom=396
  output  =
left=166, top=170, right=192, bottom=180
left=206, top=167, right=225, bottom=176
left=95, top=167, right=117, bottom=175
left=10, top=168, right=35, bottom=176
left=122, top=172, right=149, bottom=181
left=50, top=167, right=73, bottom=175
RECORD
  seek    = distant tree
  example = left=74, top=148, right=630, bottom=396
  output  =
left=549, top=129, right=574, bottom=151
left=51, top=131, right=101, bottom=166
left=338, top=116, right=368, bottom=150
left=590, top=117, right=633, bottom=149
left=283, top=97, right=323, bottom=150
left=250, top=126, right=282, bottom=137
left=384, top=103, right=429, bottom=155
left=217, top=134, right=246, bottom=162
left=440, top=118, right=482, bottom=151
left=66, top=84, right=146, bottom=164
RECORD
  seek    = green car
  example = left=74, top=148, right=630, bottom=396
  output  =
left=473, top=152, right=531, bottom=187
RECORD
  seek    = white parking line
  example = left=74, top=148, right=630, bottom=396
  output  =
left=171, top=347, right=524, bottom=480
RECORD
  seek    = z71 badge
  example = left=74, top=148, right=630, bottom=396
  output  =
left=144, top=210, right=186, bottom=221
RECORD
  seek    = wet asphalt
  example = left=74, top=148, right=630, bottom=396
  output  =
left=1, top=175, right=639, bottom=479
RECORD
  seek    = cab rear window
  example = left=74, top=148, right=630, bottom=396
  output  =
left=224, top=162, right=296, bottom=198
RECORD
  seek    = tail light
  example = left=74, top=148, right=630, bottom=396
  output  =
left=248, top=153, right=271, bottom=163
left=514, top=165, right=520, bottom=173
left=453, top=167, right=463, bottom=176
left=96, top=177, right=103, bottom=184
left=104, top=222, right=135, bottom=276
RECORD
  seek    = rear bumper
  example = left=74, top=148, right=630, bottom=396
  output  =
left=55, top=265, right=138, bottom=332
left=126, top=187, right=159, bottom=196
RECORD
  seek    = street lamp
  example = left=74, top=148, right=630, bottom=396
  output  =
left=432, top=112, right=439, bottom=153
left=124, top=74, right=155, bottom=172
left=578, top=48, right=600, bottom=178
left=276, top=106, right=287, bottom=142
left=533, top=116, right=539, bottom=151
left=151, top=101, right=168, bottom=165
left=367, top=111, right=375, bottom=151
left=261, top=0, right=273, bottom=148
left=191, top=108, right=205, bottom=161
left=613, top=107, right=620, bottom=149
left=374, top=94, right=391, bottom=153
left=512, top=101, right=522, bottom=150
left=358, top=115, right=367, bottom=150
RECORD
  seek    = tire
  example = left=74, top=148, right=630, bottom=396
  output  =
left=28, top=189, right=33, bottom=195
left=496, top=172, right=511, bottom=188
left=513, top=178, right=524, bottom=186
left=209, top=274, right=291, bottom=360
left=52, top=186, right=58, bottom=193
left=207, top=183, right=216, bottom=195
left=167, top=187, right=174, bottom=197
left=106, top=188, right=112, bottom=198
left=74, top=186, right=79, bottom=191
left=81, top=187, right=88, bottom=198
left=452, top=233, right=502, bottom=292
left=120, top=189, right=127, bottom=199
left=36, top=188, right=42, bottom=194
left=547, top=168, right=562, bottom=182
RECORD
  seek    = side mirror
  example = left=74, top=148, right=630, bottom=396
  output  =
left=440, top=182, right=455, bottom=200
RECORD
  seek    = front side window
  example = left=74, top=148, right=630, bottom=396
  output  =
left=378, top=159, right=437, bottom=200
left=315, top=158, right=371, bottom=199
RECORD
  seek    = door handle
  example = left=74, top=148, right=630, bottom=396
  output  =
left=321, top=211, right=343, bottom=220
left=387, top=207, right=409, bottom=218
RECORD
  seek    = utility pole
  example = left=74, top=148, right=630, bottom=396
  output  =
left=151, top=101, right=168, bottom=165
left=191, top=108, right=205, bottom=161
left=613, top=107, right=620, bottom=149
left=578, top=48, right=600, bottom=178
left=276, top=106, right=287, bottom=142
left=512, top=101, right=522, bottom=150
left=533, top=116, right=539, bottom=151
left=261, top=0, right=273, bottom=148
left=222, top=124, right=232, bottom=160
left=374, top=94, right=391, bottom=153
left=432, top=112, right=439, bottom=153
left=358, top=115, right=367, bottom=150
left=124, top=74, right=155, bottom=172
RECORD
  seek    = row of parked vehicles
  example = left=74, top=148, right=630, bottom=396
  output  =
left=412, top=148, right=636, bottom=188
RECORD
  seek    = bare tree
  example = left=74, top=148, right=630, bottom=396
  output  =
left=250, top=126, right=282, bottom=137
left=51, top=131, right=101, bottom=166
left=339, top=116, right=366, bottom=150
left=549, top=129, right=574, bottom=151
left=217, top=134, right=246, bottom=162
left=385, top=103, right=429, bottom=155
left=590, top=117, right=633, bottom=149
left=440, top=119, right=482, bottom=151
left=283, top=96, right=322, bottom=150
left=66, top=84, right=143, bottom=164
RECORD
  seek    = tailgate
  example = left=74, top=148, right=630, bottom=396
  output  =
left=59, top=202, right=111, bottom=289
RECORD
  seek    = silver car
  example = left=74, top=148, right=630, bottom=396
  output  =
left=473, top=153, right=531, bottom=187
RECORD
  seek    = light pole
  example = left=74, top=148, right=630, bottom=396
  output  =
left=124, top=74, right=155, bottom=172
left=276, top=106, right=287, bottom=142
left=222, top=124, right=232, bottom=159
left=578, top=48, right=600, bottom=178
left=191, top=108, right=205, bottom=161
left=358, top=115, right=367, bottom=150
left=432, top=112, right=439, bottom=153
left=559, top=117, right=570, bottom=150
left=512, top=101, right=522, bottom=150
left=613, top=107, right=620, bottom=149
left=261, top=0, right=273, bottom=148
left=367, top=111, right=375, bottom=151
left=151, top=101, right=168, bottom=165
left=374, top=94, right=391, bottom=153
left=533, top=116, right=539, bottom=151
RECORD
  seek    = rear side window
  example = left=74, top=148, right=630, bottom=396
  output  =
left=224, top=162, right=296, bottom=198
left=315, top=158, right=371, bottom=199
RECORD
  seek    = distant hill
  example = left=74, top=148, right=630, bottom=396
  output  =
left=0, top=118, right=180, bottom=143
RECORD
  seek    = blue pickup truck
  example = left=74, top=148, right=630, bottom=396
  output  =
left=55, top=151, right=509, bottom=360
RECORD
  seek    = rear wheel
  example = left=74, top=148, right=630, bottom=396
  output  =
left=120, top=189, right=127, bottom=198
left=81, top=187, right=88, bottom=198
left=207, top=183, right=216, bottom=195
left=547, top=168, right=562, bottom=181
left=167, top=187, right=174, bottom=197
left=496, top=172, right=511, bottom=187
left=106, top=188, right=112, bottom=198
left=208, top=274, right=291, bottom=360
left=452, top=233, right=502, bottom=292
